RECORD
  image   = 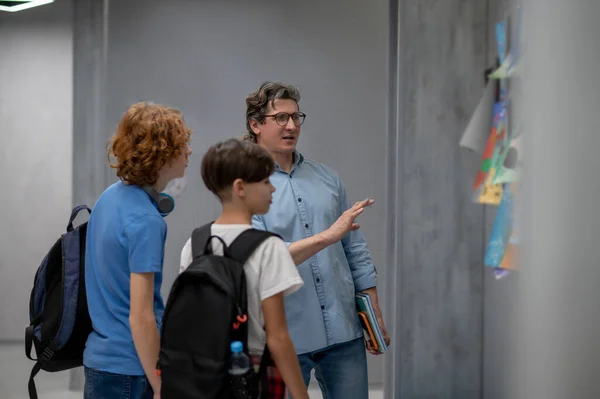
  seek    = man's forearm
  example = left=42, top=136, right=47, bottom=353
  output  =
left=288, top=231, right=334, bottom=266
left=130, top=316, right=161, bottom=393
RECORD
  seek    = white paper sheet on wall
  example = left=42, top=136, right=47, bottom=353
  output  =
left=459, top=80, right=495, bottom=154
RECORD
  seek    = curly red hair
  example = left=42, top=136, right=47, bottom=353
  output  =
left=107, top=102, right=192, bottom=186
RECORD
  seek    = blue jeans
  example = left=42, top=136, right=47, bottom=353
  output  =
left=84, top=367, right=153, bottom=399
left=296, top=337, right=368, bottom=399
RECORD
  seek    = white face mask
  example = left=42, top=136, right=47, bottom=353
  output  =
left=163, top=175, right=188, bottom=199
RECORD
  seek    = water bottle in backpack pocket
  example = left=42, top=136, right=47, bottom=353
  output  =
left=229, top=341, right=259, bottom=399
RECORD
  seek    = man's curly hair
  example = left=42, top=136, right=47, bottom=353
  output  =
left=243, top=81, right=301, bottom=143
left=107, top=101, right=192, bottom=186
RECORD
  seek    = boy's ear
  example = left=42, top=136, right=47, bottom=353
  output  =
left=232, top=178, right=245, bottom=197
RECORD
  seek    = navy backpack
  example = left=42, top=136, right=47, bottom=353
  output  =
left=25, top=205, right=93, bottom=399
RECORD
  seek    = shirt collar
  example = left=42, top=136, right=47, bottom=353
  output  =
left=275, top=150, right=304, bottom=173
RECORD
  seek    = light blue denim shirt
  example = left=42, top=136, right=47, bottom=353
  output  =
left=252, top=151, right=377, bottom=354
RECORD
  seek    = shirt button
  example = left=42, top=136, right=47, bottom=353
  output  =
left=321, top=305, right=325, bottom=310
left=297, top=198, right=302, bottom=202
left=305, top=224, right=309, bottom=228
left=316, top=278, right=320, bottom=283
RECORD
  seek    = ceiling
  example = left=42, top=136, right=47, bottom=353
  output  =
left=0, top=0, right=55, bottom=12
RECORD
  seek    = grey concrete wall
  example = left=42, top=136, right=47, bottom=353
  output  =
left=73, top=0, right=111, bottom=209
left=0, top=0, right=73, bottom=340
left=385, top=0, right=487, bottom=397
left=513, top=0, right=600, bottom=397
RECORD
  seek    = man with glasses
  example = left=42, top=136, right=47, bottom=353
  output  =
left=244, top=81, right=390, bottom=398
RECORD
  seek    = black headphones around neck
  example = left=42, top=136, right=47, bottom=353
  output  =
left=142, top=186, right=175, bottom=216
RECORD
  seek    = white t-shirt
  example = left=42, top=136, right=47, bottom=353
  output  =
left=179, top=224, right=303, bottom=356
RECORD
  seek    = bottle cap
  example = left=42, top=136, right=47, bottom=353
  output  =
left=230, top=341, right=243, bottom=353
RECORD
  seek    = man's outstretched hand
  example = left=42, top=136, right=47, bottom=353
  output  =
left=325, top=199, right=375, bottom=244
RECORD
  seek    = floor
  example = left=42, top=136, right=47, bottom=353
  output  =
left=1, top=343, right=383, bottom=399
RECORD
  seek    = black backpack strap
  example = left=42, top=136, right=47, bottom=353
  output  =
left=228, top=229, right=280, bottom=266
left=27, top=340, right=57, bottom=399
left=28, top=362, right=42, bottom=399
left=228, top=229, right=279, bottom=364
left=258, top=345, right=272, bottom=399
left=191, top=222, right=214, bottom=259
left=66, top=205, right=91, bottom=232
left=25, top=326, right=36, bottom=361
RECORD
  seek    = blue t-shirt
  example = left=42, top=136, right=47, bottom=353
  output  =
left=83, top=181, right=167, bottom=375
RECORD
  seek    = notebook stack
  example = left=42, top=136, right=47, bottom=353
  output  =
left=355, top=293, right=388, bottom=354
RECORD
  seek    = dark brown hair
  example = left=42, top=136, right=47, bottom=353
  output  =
left=107, top=101, right=192, bottom=186
left=201, top=138, right=275, bottom=199
left=243, top=81, right=301, bottom=143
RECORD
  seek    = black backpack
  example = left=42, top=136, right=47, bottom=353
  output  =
left=157, top=223, right=278, bottom=399
left=25, top=205, right=93, bottom=399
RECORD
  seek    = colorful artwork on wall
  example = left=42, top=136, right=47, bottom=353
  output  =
left=472, top=102, right=507, bottom=205
left=461, top=7, right=524, bottom=277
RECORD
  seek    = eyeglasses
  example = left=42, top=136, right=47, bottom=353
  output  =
left=264, top=112, right=306, bottom=127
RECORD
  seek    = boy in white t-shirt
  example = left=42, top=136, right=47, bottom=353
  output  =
left=179, top=138, right=309, bottom=399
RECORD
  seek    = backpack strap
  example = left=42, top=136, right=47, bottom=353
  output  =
left=258, top=345, right=272, bottom=399
left=227, top=229, right=280, bottom=266
left=28, top=362, right=42, bottom=399
left=227, top=229, right=281, bottom=313
left=228, top=228, right=280, bottom=393
left=191, top=222, right=214, bottom=259
left=66, top=205, right=91, bottom=232
left=190, top=229, right=279, bottom=311
left=27, top=339, right=58, bottom=399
